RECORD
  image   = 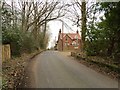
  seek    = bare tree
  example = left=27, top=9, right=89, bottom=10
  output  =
left=66, top=0, right=97, bottom=52
left=17, top=0, right=69, bottom=49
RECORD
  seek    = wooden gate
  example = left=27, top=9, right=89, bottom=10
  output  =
left=2, top=44, right=11, bottom=61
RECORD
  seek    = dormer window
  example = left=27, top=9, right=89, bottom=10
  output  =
left=75, top=35, right=78, bottom=39
left=66, top=36, right=68, bottom=41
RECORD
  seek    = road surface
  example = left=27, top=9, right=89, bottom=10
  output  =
left=32, top=51, right=118, bottom=88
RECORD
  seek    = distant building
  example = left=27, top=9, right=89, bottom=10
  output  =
left=57, top=29, right=81, bottom=51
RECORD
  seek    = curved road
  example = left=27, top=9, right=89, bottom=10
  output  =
left=32, top=51, right=118, bottom=88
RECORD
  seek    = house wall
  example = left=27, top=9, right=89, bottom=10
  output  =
left=57, top=34, right=81, bottom=51
left=57, top=39, right=62, bottom=51
left=63, top=35, right=73, bottom=51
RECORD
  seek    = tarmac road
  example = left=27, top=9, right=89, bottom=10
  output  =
left=33, top=51, right=118, bottom=88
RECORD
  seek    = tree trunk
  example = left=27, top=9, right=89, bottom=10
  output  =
left=81, top=0, right=87, bottom=52
left=107, top=37, right=115, bottom=56
left=33, top=2, right=38, bottom=40
left=11, top=1, right=15, bottom=29
left=21, top=2, right=26, bottom=32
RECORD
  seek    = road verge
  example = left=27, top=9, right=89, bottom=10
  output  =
left=2, top=50, right=45, bottom=89
left=71, top=52, right=119, bottom=80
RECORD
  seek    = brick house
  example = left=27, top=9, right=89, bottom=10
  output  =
left=56, top=29, right=81, bottom=51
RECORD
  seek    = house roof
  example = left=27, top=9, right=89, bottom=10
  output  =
left=59, top=33, right=81, bottom=40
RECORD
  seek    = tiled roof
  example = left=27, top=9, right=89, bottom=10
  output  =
left=60, top=33, right=81, bottom=40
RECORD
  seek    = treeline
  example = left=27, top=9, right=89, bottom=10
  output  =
left=1, top=0, right=67, bottom=56
left=85, top=2, right=120, bottom=61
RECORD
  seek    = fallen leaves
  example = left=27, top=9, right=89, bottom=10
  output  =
left=2, top=50, right=42, bottom=89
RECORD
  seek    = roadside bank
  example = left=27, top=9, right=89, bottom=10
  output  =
left=2, top=50, right=44, bottom=89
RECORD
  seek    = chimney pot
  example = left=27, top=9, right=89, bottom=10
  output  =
left=59, top=29, right=61, bottom=33
left=76, top=30, right=79, bottom=33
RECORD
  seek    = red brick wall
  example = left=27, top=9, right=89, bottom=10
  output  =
left=57, top=34, right=81, bottom=51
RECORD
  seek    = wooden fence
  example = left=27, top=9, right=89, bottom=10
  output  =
left=2, top=44, right=11, bottom=61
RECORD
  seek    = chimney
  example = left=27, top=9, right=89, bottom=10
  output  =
left=59, top=29, right=61, bottom=33
left=76, top=30, right=79, bottom=34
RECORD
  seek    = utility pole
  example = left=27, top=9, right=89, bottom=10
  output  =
left=62, top=21, right=64, bottom=51
left=57, top=19, right=64, bottom=51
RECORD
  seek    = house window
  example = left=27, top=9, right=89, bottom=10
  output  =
left=72, top=41, right=77, bottom=46
left=65, top=43, right=67, bottom=46
left=65, top=42, right=69, bottom=46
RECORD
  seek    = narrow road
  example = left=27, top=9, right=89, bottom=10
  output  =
left=33, top=51, right=118, bottom=88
